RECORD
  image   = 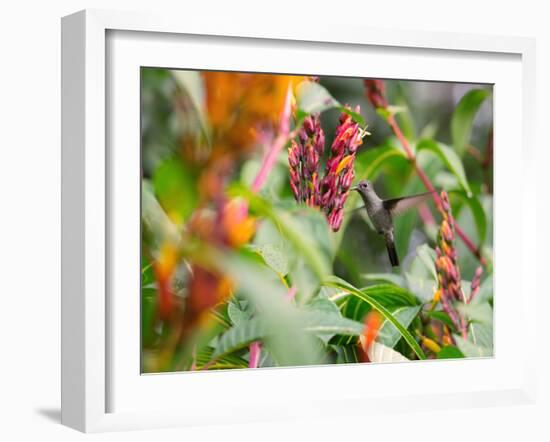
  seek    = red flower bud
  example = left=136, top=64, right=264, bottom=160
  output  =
left=434, top=191, right=468, bottom=336
left=364, top=79, right=389, bottom=109
left=289, top=107, right=365, bottom=232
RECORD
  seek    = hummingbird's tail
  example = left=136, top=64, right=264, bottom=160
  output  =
left=386, top=242, right=399, bottom=267
left=383, top=231, right=399, bottom=267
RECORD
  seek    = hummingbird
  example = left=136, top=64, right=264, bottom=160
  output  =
left=350, top=180, right=431, bottom=267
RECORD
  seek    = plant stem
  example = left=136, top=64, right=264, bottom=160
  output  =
left=247, top=85, right=294, bottom=368
left=385, top=114, right=487, bottom=267
left=248, top=286, right=296, bottom=369
left=251, top=86, right=293, bottom=193
left=248, top=342, right=262, bottom=368
left=285, top=286, right=297, bottom=301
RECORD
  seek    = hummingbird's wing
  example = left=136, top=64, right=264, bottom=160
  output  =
left=382, top=192, right=432, bottom=217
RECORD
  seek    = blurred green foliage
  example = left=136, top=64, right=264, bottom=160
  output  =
left=141, top=68, right=493, bottom=372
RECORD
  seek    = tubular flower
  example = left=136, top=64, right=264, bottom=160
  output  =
left=434, top=191, right=468, bottom=338
left=220, top=199, right=256, bottom=248
left=358, top=310, right=383, bottom=363
left=319, top=106, right=363, bottom=231
left=288, top=114, right=325, bottom=206
left=288, top=107, right=363, bottom=232
left=421, top=336, right=442, bottom=354
left=364, top=79, right=389, bottom=109
left=184, top=198, right=255, bottom=330
left=468, top=266, right=483, bottom=304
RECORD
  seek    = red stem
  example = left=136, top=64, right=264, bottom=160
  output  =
left=247, top=86, right=294, bottom=368
left=251, top=86, right=293, bottom=193
left=386, top=114, right=486, bottom=267
left=248, top=342, right=261, bottom=368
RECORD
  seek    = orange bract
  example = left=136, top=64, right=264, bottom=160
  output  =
left=362, top=310, right=383, bottom=351
left=203, top=72, right=305, bottom=155
left=221, top=199, right=256, bottom=248
left=153, top=243, right=179, bottom=320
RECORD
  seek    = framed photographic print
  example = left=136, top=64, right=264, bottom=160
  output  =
left=61, top=9, right=537, bottom=432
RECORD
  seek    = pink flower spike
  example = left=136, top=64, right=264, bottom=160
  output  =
left=249, top=341, right=261, bottom=368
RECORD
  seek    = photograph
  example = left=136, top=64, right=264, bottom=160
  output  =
left=140, top=68, right=494, bottom=373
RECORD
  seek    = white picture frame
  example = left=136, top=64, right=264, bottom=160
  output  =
left=61, top=9, right=537, bottom=433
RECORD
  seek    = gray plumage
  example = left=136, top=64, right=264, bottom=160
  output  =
left=351, top=180, right=431, bottom=267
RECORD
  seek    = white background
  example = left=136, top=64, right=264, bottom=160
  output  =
left=0, top=0, right=547, bottom=441
left=109, top=28, right=525, bottom=417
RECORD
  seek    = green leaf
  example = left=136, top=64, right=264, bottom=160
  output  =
left=334, top=145, right=408, bottom=250
left=416, top=244, right=437, bottom=280
left=354, top=145, right=409, bottom=183
left=141, top=255, right=155, bottom=287
left=291, top=207, right=333, bottom=264
left=461, top=301, right=493, bottom=355
left=213, top=319, right=266, bottom=359
left=214, top=311, right=365, bottom=360
left=227, top=300, right=251, bottom=327
left=404, top=246, right=438, bottom=303
left=141, top=288, right=157, bottom=347
left=171, top=70, right=209, bottom=140
left=451, top=190, right=487, bottom=246
left=230, top=185, right=331, bottom=281
left=469, top=322, right=493, bottom=352
left=457, top=302, right=493, bottom=325
left=210, top=304, right=232, bottom=329
left=217, top=250, right=326, bottom=366
left=475, top=275, right=493, bottom=304
left=324, top=277, right=426, bottom=359
left=451, top=88, right=491, bottom=157
left=330, top=283, right=419, bottom=308
left=296, top=81, right=339, bottom=114
left=362, top=273, right=406, bottom=287
left=240, top=154, right=288, bottom=198
left=329, top=295, right=371, bottom=346
left=289, top=258, right=320, bottom=305
left=404, top=275, right=435, bottom=303
left=376, top=105, right=407, bottom=121
left=391, top=156, right=439, bottom=259
left=416, top=139, right=472, bottom=196
left=378, top=305, right=421, bottom=348
left=334, top=345, right=360, bottom=364
left=338, top=106, right=366, bottom=127
left=152, top=158, right=197, bottom=224
left=253, top=243, right=289, bottom=277
left=454, top=334, right=492, bottom=358
left=141, top=180, right=180, bottom=247
left=307, top=296, right=341, bottom=316
left=303, top=310, right=365, bottom=336
left=425, top=310, right=456, bottom=331
left=307, top=296, right=348, bottom=343
left=195, top=346, right=248, bottom=370
left=437, top=345, right=465, bottom=360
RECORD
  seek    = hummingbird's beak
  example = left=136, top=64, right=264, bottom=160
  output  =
left=350, top=185, right=358, bottom=192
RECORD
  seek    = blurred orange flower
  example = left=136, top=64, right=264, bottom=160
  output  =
left=203, top=72, right=305, bottom=156
left=221, top=199, right=256, bottom=248
left=186, top=266, right=233, bottom=326
left=153, top=243, right=179, bottom=320
left=362, top=310, right=383, bottom=352
left=358, top=310, right=383, bottom=362
left=184, top=198, right=256, bottom=328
